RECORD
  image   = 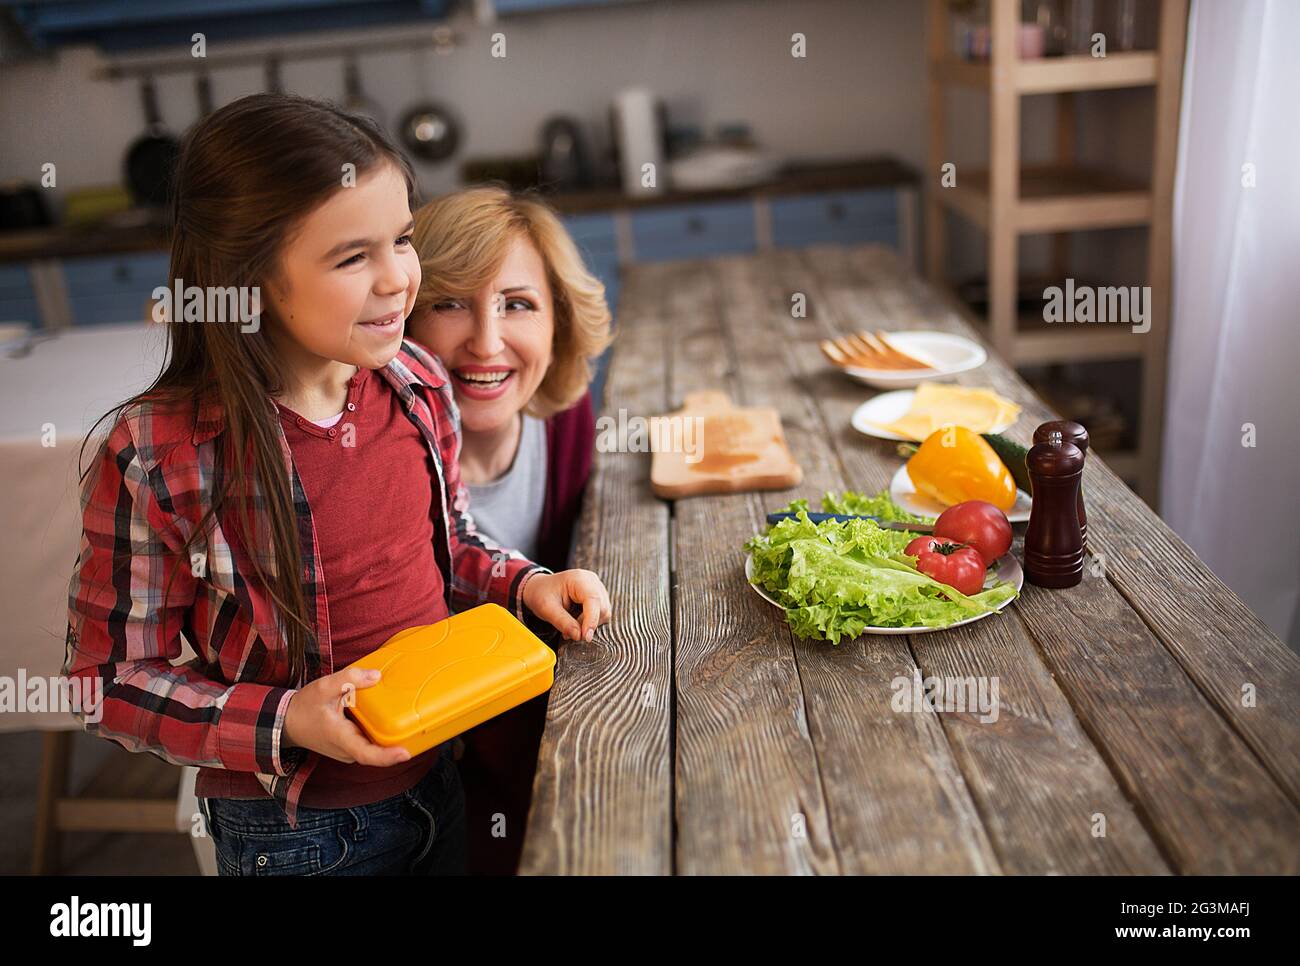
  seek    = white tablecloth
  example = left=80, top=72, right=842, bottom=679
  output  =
left=0, top=324, right=169, bottom=731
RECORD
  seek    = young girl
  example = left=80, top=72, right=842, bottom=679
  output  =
left=63, top=93, right=611, bottom=876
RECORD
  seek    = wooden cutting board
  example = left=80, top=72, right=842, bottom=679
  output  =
left=650, top=390, right=802, bottom=499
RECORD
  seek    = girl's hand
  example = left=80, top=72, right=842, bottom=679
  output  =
left=522, top=569, right=612, bottom=642
left=282, top=667, right=412, bottom=767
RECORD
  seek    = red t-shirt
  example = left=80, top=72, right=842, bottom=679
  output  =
left=277, top=365, right=449, bottom=808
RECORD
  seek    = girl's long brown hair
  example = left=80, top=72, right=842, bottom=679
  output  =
left=85, top=93, right=419, bottom=684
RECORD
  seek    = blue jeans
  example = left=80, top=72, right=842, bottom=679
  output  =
left=199, top=747, right=466, bottom=876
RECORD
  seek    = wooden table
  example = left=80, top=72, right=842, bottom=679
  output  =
left=519, top=245, right=1300, bottom=875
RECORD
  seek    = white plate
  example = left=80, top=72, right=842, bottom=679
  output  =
left=850, top=389, right=1017, bottom=442
left=889, top=463, right=1031, bottom=524
left=840, top=331, right=987, bottom=390
left=744, top=552, right=1022, bottom=636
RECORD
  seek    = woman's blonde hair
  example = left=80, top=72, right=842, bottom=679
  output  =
left=411, top=184, right=613, bottom=418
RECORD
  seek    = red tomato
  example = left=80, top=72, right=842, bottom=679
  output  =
left=905, top=535, right=943, bottom=557
left=908, top=540, right=986, bottom=596
left=933, top=500, right=1012, bottom=566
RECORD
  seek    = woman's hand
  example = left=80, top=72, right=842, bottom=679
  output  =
left=282, top=667, right=412, bottom=767
left=522, top=569, right=613, bottom=642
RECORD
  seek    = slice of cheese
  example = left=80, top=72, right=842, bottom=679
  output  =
left=871, top=383, right=1021, bottom=439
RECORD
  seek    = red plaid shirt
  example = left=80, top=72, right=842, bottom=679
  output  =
left=63, top=339, right=549, bottom=828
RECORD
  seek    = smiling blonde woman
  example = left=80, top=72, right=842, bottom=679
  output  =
left=407, top=184, right=613, bottom=875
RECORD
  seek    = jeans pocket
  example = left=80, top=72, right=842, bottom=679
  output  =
left=208, top=802, right=353, bottom=877
left=246, top=837, right=323, bottom=876
left=245, top=825, right=351, bottom=876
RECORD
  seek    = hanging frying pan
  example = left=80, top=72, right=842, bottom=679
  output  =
left=124, top=75, right=180, bottom=208
left=342, top=53, right=385, bottom=126
left=398, top=48, right=460, bottom=164
left=194, top=70, right=214, bottom=122
left=265, top=54, right=284, bottom=94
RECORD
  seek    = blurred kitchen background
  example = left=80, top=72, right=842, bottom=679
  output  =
left=1, top=0, right=1295, bottom=874
left=0, top=0, right=1167, bottom=482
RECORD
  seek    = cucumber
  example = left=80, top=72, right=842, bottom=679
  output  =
left=982, top=433, right=1032, bottom=494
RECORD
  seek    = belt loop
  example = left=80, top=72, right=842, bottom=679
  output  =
left=349, top=806, right=369, bottom=841
left=198, top=797, right=217, bottom=842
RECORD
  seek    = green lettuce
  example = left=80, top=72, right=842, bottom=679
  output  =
left=744, top=510, right=1017, bottom=643
left=776, top=488, right=932, bottom=524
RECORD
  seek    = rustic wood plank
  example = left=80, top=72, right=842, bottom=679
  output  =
left=1079, top=488, right=1300, bottom=807
left=519, top=263, right=674, bottom=875
left=663, top=259, right=840, bottom=874
left=716, top=253, right=1006, bottom=874
left=778, top=245, right=1169, bottom=873
left=838, top=243, right=1300, bottom=871
left=1014, top=579, right=1300, bottom=873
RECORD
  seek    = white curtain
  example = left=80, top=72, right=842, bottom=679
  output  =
left=1161, top=0, right=1300, bottom=650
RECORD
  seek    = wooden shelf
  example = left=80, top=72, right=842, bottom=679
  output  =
left=941, top=164, right=1152, bottom=233
left=1018, top=52, right=1159, bottom=93
left=933, top=52, right=1160, bottom=94
left=1010, top=319, right=1147, bottom=365
left=962, top=307, right=1147, bottom=366
left=924, top=0, right=1188, bottom=505
left=941, top=283, right=1149, bottom=366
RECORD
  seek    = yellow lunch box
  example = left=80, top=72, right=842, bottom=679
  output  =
left=346, top=603, right=556, bottom=757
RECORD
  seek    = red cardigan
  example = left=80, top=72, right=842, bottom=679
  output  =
left=536, top=390, right=596, bottom=572
left=459, top=389, right=596, bottom=874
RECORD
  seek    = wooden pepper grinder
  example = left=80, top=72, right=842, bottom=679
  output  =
left=1033, top=420, right=1089, bottom=551
left=1024, top=430, right=1085, bottom=588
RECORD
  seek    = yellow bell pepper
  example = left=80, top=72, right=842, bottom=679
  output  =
left=906, top=426, right=1017, bottom=511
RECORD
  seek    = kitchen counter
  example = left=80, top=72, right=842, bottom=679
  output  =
left=0, top=212, right=170, bottom=264
left=545, top=157, right=918, bottom=213
left=0, top=158, right=917, bottom=263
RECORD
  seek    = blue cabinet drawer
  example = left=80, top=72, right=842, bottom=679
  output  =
left=580, top=250, right=620, bottom=414
left=770, top=189, right=898, bottom=249
left=631, top=201, right=756, bottom=262
left=0, top=263, right=36, bottom=301
left=69, top=292, right=154, bottom=326
left=562, top=212, right=619, bottom=256
left=584, top=252, right=621, bottom=316
left=560, top=212, right=620, bottom=315
left=0, top=296, right=41, bottom=325
left=63, top=252, right=170, bottom=297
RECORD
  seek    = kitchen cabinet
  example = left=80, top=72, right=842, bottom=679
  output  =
left=62, top=252, right=169, bottom=296
left=561, top=212, right=619, bottom=256
left=561, top=211, right=620, bottom=310
left=630, top=200, right=757, bottom=262
left=770, top=188, right=899, bottom=249
left=0, top=263, right=39, bottom=326
left=560, top=212, right=620, bottom=409
left=63, top=252, right=169, bottom=326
